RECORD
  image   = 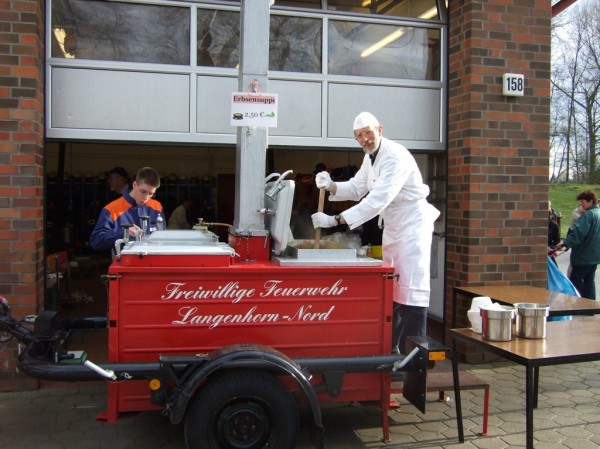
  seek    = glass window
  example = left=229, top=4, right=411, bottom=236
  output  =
left=328, top=20, right=440, bottom=80
left=226, top=0, right=442, bottom=17
left=51, top=0, right=190, bottom=65
left=197, top=9, right=240, bottom=68
left=213, top=0, right=323, bottom=9
left=327, top=0, right=440, bottom=19
left=270, top=16, right=322, bottom=72
left=274, top=0, right=323, bottom=9
left=197, top=10, right=322, bottom=73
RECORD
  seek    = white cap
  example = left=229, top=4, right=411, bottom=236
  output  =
left=353, top=112, right=380, bottom=130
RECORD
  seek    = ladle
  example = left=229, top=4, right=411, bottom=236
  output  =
left=313, top=188, right=325, bottom=249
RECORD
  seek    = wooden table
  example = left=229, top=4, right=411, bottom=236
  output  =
left=450, top=320, right=600, bottom=449
left=453, top=285, right=600, bottom=328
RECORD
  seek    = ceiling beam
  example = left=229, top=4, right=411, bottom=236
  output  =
left=552, top=0, right=579, bottom=17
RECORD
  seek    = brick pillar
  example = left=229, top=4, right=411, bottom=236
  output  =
left=0, top=0, right=45, bottom=390
left=446, top=0, right=551, bottom=347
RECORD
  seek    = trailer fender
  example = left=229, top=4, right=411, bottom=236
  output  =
left=167, top=343, right=324, bottom=448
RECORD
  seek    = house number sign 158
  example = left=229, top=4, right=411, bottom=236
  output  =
left=502, top=73, right=525, bottom=97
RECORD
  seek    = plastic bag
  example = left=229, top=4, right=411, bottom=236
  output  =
left=547, top=255, right=577, bottom=321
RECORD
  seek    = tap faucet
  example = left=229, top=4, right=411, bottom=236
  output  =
left=114, top=224, right=133, bottom=259
left=138, top=216, right=150, bottom=241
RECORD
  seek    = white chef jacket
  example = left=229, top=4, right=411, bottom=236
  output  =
left=330, top=137, right=440, bottom=307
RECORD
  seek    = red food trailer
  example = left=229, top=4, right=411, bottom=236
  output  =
left=106, top=229, right=393, bottom=436
left=0, top=175, right=447, bottom=449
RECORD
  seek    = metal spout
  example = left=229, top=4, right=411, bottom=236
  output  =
left=115, top=224, right=133, bottom=259
left=138, top=216, right=150, bottom=241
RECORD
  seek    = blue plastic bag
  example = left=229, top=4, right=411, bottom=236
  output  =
left=547, top=255, right=576, bottom=321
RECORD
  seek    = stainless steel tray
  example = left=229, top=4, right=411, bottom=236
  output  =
left=273, top=239, right=382, bottom=266
left=286, top=239, right=357, bottom=260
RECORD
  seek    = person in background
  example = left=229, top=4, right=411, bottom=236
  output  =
left=565, top=203, right=586, bottom=276
left=313, top=162, right=327, bottom=176
left=556, top=189, right=600, bottom=299
left=548, top=203, right=560, bottom=265
left=104, top=166, right=130, bottom=197
left=168, top=198, right=193, bottom=229
left=549, top=202, right=560, bottom=223
left=90, top=167, right=166, bottom=253
left=548, top=203, right=560, bottom=248
left=568, top=203, right=585, bottom=234
left=311, top=111, right=440, bottom=355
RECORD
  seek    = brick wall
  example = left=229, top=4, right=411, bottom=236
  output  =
left=445, top=0, right=551, bottom=349
left=0, top=0, right=45, bottom=390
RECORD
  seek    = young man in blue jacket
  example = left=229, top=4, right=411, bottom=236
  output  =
left=557, top=189, right=600, bottom=299
left=90, top=166, right=166, bottom=253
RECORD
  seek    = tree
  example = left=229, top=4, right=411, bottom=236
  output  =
left=551, top=0, right=600, bottom=183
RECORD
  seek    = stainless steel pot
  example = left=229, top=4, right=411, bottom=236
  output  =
left=481, top=305, right=516, bottom=341
left=514, top=303, right=550, bottom=339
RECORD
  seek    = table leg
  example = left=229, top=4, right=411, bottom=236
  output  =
left=533, top=366, right=539, bottom=408
left=452, top=289, right=458, bottom=329
left=525, top=365, right=535, bottom=449
left=451, top=338, right=464, bottom=443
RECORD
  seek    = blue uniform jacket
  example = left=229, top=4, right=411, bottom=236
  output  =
left=89, top=191, right=166, bottom=252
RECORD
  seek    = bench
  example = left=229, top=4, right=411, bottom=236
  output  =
left=392, top=369, right=489, bottom=435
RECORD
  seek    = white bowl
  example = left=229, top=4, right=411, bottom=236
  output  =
left=470, top=296, right=492, bottom=311
left=467, top=309, right=483, bottom=333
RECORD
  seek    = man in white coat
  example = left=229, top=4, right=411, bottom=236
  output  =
left=311, top=112, right=439, bottom=355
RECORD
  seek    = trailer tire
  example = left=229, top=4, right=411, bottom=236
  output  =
left=184, top=370, right=299, bottom=449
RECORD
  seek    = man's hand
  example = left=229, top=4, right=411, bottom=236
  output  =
left=129, top=225, right=141, bottom=237
left=315, top=171, right=332, bottom=190
left=311, top=212, right=336, bottom=229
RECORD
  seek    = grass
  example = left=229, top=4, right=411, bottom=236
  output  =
left=549, top=183, right=600, bottom=237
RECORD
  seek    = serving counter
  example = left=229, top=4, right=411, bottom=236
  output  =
left=451, top=319, right=600, bottom=449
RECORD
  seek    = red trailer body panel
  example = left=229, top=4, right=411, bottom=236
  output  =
left=105, top=254, right=394, bottom=421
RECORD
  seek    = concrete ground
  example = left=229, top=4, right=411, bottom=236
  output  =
left=2, top=355, right=600, bottom=448
left=2, top=253, right=599, bottom=448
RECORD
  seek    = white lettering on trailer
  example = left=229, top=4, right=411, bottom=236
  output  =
left=173, top=306, right=279, bottom=328
left=161, top=282, right=256, bottom=303
left=288, top=305, right=335, bottom=321
left=260, top=279, right=348, bottom=297
left=161, top=279, right=348, bottom=304
left=172, top=304, right=336, bottom=328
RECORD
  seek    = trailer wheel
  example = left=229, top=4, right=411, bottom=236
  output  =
left=184, top=370, right=298, bottom=449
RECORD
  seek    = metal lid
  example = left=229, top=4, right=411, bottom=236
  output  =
left=513, top=302, right=550, bottom=317
left=480, top=305, right=515, bottom=319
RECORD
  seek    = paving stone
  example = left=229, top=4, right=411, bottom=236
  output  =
left=557, top=425, right=593, bottom=439
left=562, top=439, right=600, bottom=449
left=3, top=360, right=600, bottom=448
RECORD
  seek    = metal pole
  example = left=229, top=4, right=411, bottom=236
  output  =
left=233, top=1, right=271, bottom=234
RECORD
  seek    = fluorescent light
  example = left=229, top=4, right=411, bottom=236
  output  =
left=360, top=5, right=439, bottom=58
left=361, top=28, right=405, bottom=58
left=420, top=6, right=438, bottom=19
left=362, top=1, right=438, bottom=17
